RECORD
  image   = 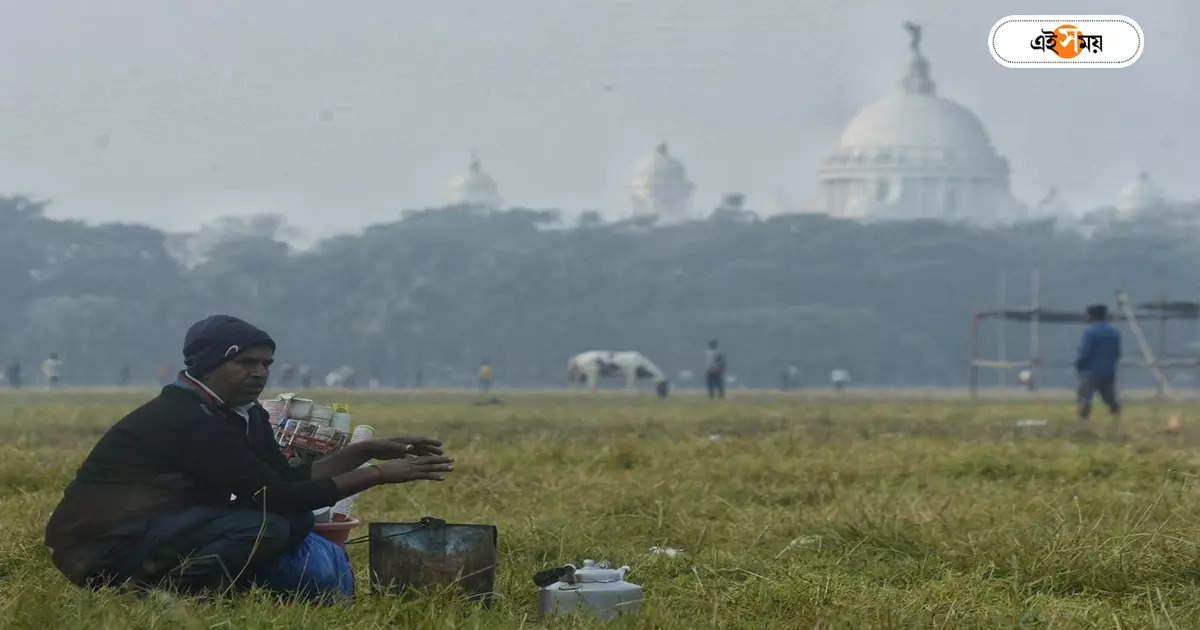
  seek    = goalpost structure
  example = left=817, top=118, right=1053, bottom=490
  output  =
left=968, top=270, right=1200, bottom=397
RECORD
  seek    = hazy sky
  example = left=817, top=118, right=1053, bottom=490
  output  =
left=2, top=0, right=1196, bottom=235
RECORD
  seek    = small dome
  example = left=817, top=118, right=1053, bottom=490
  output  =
left=448, top=156, right=502, bottom=209
left=631, top=142, right=695, bottom=218
left=1115, top=171, right=1166, bottom=218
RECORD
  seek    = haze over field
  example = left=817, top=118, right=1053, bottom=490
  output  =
left=2, top=1, right=1197, bottom=234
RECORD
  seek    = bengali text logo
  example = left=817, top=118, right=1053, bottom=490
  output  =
left=989, top=15, right=1142, bottom=68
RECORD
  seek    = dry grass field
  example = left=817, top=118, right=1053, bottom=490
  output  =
left=2, top=388, right=1200, bottom=628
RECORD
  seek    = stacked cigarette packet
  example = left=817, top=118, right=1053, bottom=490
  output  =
left=263, top=393, right=352, bottom=462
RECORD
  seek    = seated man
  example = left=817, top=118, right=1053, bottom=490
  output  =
left=44, top=314, right=454, bottom=594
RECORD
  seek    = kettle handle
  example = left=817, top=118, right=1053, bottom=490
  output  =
left=532, top=564, right=576, bottom=587
left=618, top=565, right=632, bottom=579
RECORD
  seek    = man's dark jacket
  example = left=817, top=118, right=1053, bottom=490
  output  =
left=45, top=381, right=341, bottom=585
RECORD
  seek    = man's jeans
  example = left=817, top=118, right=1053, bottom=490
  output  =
left=111, top=505, right=297, bottom=594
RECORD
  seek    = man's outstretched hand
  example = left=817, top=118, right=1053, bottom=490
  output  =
left=373, top=455, right=455, bottom=483
left=363, top=436, right=443, bottom=459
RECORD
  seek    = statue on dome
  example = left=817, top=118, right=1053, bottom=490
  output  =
left=904, top=21, right=922, bottom=54
left=900, top=21, right=934, bottom=95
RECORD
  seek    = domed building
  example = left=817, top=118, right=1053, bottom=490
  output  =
left=1115, top=171, right=1167, bottom=218
left=818, top=23, right=1022, bottom=223
left=631, top=142, right=695, bottom=219
left=448, top=155, right=502, bottom=209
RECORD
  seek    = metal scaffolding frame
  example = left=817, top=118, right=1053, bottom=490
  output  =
left=968, top=271, right=1200, bottom=397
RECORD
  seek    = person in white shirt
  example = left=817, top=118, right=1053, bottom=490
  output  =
left=42, top=353, right=63, bottom=387
left=704, top=340, right=726, bottom=399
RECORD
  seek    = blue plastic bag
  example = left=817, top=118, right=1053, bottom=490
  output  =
left=255, top=532, right=355, bottom=602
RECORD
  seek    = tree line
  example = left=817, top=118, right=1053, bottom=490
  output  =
left=2, top=195, right=1198, bottom=389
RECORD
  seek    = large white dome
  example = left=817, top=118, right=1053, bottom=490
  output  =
left=818, top=23, right=1022, bottom=223
left=839, top=93, right=995, bottom=156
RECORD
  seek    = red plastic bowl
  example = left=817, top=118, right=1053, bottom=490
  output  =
left=313, top=517, right=361, bottom=549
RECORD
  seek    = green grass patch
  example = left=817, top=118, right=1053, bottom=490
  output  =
left=1, top=390, right=1199, bottom=628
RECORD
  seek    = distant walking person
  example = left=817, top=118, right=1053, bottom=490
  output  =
left=1076, top=304, right=1121, bottom=422
left=478, top=359, right=494, bottom=392
left=705, top=340, right=726, bottom=399
left=42, top=353, right=63, bottom=388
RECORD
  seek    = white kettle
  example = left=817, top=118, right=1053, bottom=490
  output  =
left=534, top=559, right=643, bottom=620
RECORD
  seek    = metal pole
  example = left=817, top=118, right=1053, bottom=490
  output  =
left=1158, top=296, right=1167, bottom=361
left=1116, top=291, right=1172, bottom=398
left=998, top=271, right=1008, bottom=387
left=969, top=314, right=980, bottom=398
left=1031, top=269, right=1040, bottom=386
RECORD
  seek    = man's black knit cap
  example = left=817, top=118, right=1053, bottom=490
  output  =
left=183, top=315, right=276, bottom=377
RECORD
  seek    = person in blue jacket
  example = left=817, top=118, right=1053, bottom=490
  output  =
left=1076, top=304, right=1121, bottom=421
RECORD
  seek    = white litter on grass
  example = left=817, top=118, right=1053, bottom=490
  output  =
left=1016, top=419, right=1048, bottom=427
left=774, top=535, right=822, bottom=559
left=650, top=546, right=684, bottom=558
left=707, top=434, right=722, bottom=441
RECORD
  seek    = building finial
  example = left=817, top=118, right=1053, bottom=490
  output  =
left=900, top=22, right=936, bottom=95
left=904, top=21, right=921, bottom=54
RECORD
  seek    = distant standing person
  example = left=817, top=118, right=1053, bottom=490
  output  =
left=780, top=365, right=799, bottom=391
left=118, top=363, right=131, bottom=387
left=42, top=353, right=63, bottom=388
left=705, top=340, right=726, bottom=399
left=5, top=361, right=20, bottom=389
left=478, top=359, right=494, bottom=392
left=831, top=368, right=850, bottom=391
left=1076, top=304, right=1121, bottom=422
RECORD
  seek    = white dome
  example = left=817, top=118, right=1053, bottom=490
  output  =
left=448, top=156, right=502, bottom=209
left=839, top=93, right=995, bottom=156
left=1115, top=171, right=1166, bottom=218
left=817, top=23, right=1020, bottom=223
left=631, top=143, right=694, bottom=218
